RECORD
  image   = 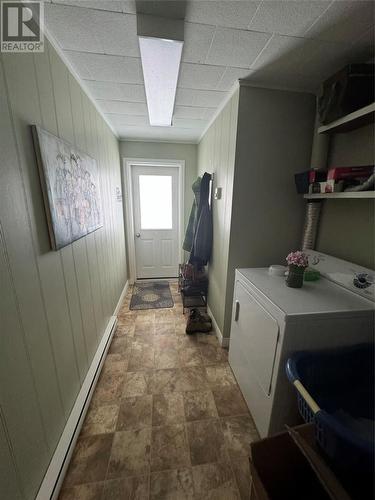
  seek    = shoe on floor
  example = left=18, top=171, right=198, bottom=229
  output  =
left=186, top=308, right=212, bottom=334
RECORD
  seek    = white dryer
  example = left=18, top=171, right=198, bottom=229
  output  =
left=228, top=251, right=374, bottom=438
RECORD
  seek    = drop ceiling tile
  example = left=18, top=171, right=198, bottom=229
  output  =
left=182, top=22, right=215, bottom=64
left=216, top=66, right=253, bottom=91
left=173, top=117, right=206, bottom=129
left=85, top=81, right=145, bottom=101
left=65, top=51, right=143, bottom=83
left=94, top=10, right=139, bottom=57
left=174, top=106, right=206, bottom=119
left=176, top=88, right=226, bottom=108
left=249, top=0, right=331, bottom=36
left=289, top=39, right=350, bottom=80
left=250, top=34, right=303, bottom=71
left=178, top=63, right=225, bottom=90
left=45, top=4, right=103, bottom=52
left=185, top=0, right=261, bottom=29
left=175, top=88, right=195, bottom=106
left=250, top=37, right=360, bottom=92
left=304, top=1, right=375, bottom=43
left=207, top=28, right=271, bottom=68
left=51, top=0, right=136, bottom=14
left=98, top=100, right=147, bottom=115
left=105, top=114, right=149, bottom=126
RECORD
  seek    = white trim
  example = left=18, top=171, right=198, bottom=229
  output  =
left=37, top=315, right=118, bottom=500
left=208, top=305, right=229, bottom=348
left=114, top=280, right=129, bottom=315
left=123, top=158, right=185, bottom=283
left=198, top=81, right=239, bottom=143
left=44, top=28, right=119, bottom=139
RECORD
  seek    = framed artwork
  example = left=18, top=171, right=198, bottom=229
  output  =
left=31, top=125, right=103, bottom=250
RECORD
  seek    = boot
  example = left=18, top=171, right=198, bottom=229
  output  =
left=186, top=308, right=212, bottom=334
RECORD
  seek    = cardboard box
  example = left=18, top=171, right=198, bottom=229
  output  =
left=249, top=424, right=351, bottom=500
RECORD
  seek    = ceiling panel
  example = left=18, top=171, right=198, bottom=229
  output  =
left=249, top=0, right=331, bottom=37
left=179, top=62, right=225, bottom=90
left=66, top=51, right=143, bottom=83
left=45, top=4, right=103, bottom=53
left=172, top=117, right=206, bottom=129
left=250, top=34, right=302, bottom=71
left=93, top=10, right=139, bottom=57
left=174, top=106, right=207, bottom=119
left=182, top=22, right=215, bottom=64
left=84, top=81, right=146, bottom=102
left=44, top=0, right=375, bottom=143
left=105, top=114, right=149, bottom=126
left=175, top=88, right=227, bottom=108
left=304, top=0, right=375, bottom=43
left=185, top=0, right=261, bottom=30
left=46, top=5, right=139, bottom=56
left=97, top=100, right=147, bottom=114
left=216, top=66, right=253, bottom=91
left=207, top=27, right=271, bottom=68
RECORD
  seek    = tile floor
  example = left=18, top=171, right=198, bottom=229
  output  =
left=59, top=283, right=259, bottom=500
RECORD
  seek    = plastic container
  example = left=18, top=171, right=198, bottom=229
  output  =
left=286, top=343, right=374, bottom=472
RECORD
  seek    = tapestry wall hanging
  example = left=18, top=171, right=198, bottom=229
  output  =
left=32, top=125, right=103, bottom=250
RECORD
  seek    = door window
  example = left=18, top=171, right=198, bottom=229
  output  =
left=139, top=175, right=173, bottom=230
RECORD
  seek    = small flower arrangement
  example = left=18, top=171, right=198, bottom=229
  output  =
left=286, top=251, right=309, bottom=268
left=285, top=251, right=308, bottom=288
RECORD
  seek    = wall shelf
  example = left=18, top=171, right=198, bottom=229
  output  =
left=304, top=191, right=375, bottom=200
left=318, top=102, right=375, bottom=134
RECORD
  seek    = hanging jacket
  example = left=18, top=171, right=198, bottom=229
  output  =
left=189, top=172, right=213, bottom=266
left=183, top=176, right=201, bottom=253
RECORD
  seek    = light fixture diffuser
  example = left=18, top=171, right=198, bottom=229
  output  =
left=139, top=35, right=183, bottom=127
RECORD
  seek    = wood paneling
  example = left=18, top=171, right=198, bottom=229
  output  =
left=0, top=38, right=127, bottom=499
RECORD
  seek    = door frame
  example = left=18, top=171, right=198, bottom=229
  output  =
left=123, top=157, right=185, bottom=284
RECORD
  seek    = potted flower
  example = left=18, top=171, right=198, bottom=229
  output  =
left=285, top=251, right=309, bottom=288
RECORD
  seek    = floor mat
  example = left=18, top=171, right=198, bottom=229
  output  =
left=130, top=281, right=174, bottom=310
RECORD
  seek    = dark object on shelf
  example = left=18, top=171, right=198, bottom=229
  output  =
left=318, top=63, right=374, bottom=125
left=286, top=344, right=374, bottom=499
left=327, top=165, right=374, bottom=181
left=295, top=170, right=326, bottom=194
left=250, top=423, right=350, bottom=500
left=185, top=308, right=212, bottom=334
left=178, top=263, right=208, bottom=313
left=345, top=171, right=375, bottom=192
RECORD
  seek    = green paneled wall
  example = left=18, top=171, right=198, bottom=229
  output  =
left=196, top=90, right=239, bottom=336
left=0, top=40, right=127, bottom=499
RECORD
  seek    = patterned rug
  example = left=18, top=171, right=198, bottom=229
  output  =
left=130, top=281, right=174, bottom=310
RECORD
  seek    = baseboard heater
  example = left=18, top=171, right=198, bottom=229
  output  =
left=36, top=315, right=117, bottom=500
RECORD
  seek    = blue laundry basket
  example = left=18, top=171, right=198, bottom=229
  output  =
left=286, top=343, right=374, bottom=472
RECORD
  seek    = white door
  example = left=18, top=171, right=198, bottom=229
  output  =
left=132, top=165, right=179, bottom=279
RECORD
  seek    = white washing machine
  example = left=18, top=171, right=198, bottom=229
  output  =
left=228, top=250, right=374, bottom=438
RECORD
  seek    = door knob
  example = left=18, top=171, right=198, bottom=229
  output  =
left=135, top=233, right=140, bottom=238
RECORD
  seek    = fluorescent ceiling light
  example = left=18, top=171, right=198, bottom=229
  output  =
left=139, top=36, right=183, bottom=127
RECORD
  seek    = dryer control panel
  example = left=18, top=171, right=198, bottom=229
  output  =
left=304, top=250, right=374, bottom=303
